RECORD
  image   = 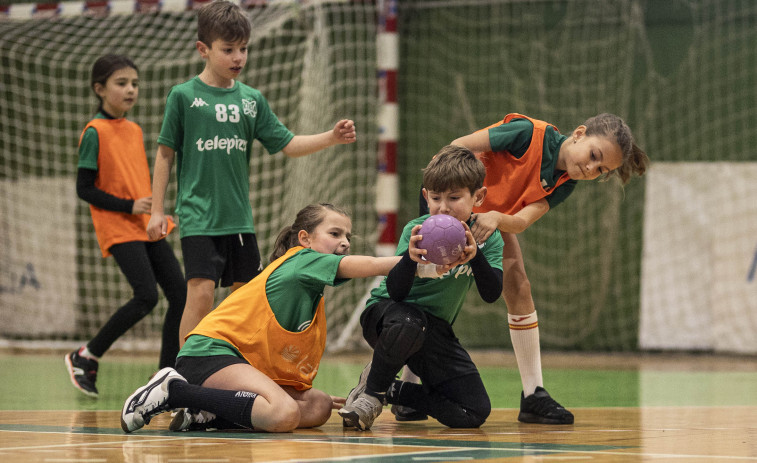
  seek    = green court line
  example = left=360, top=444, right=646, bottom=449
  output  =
left=2, top=353, right=757, bottom=410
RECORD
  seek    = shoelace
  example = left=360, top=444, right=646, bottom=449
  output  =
left=350, top=396, right=380, bottom=417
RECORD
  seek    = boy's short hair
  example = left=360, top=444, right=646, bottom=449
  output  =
left=422, top=145, right=486, bottom=194
left=197, top=0, right=251, bottom=46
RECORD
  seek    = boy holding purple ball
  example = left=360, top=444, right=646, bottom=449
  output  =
left=338, top=145, right=504, bottom=430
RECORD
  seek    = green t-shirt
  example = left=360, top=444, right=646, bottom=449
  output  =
left=265, top=248, right=349, bottom=331
left=179, top=248, right=348, bottom=358
left=158, top=77, right=294, bottom=237
left=488, top=117, right=575, bottom=209
left=367, top=215, right=504, bottom=325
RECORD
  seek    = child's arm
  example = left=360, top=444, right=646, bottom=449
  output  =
left=470, top=199, right=549, bottom=243
left=335, top=255, right=401, bottom=279
left=281, top=119, right=356, bottom=158
left=146, top=144, right=175, bottom=240
left=451, top=130, right=490, bottom=153
left=76, top=168, right=145, bottom=214
left=468, top=250, right=503, bottom=303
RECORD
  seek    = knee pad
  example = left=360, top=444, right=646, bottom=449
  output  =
left=377, top=311, right=427, bottom=360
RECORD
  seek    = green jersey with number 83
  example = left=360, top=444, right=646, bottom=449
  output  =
left=158, top=76, right=294, bottom=238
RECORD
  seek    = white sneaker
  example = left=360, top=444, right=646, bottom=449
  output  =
left=121, top=367, right=186, bottom=433
left=169, top=408, right=217, bottom=432
left=338, top=392, right=383, bottom=431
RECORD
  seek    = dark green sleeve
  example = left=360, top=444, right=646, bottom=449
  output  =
left=77, top=127, right=99, bottom=170
left=487, top=118, right=534, bottom=158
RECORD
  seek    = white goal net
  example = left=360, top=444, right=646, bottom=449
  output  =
left=0, top=1, right=379, bottom=352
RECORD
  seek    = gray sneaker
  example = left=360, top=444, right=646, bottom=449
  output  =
left=343, top=361, right=372, bottom=411
left=338, top=392, right=383, bottom=431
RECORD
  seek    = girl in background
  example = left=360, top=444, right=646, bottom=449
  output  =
left=65, top=54, right=186, bottom=398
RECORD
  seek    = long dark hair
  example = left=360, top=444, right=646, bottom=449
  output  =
left=269, top=203, right=350, bottom=262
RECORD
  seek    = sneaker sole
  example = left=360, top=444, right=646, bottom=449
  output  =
left=338, top=408, right=368, bottom=431
left=169, top=409, right=189, bottom=432
left=63, top=354, right=98, bottom=398
left=517, top=412, right=574, bottom=425
left=394, top=412, right=428, bottom=422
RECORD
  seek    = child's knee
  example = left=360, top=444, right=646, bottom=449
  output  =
left=378, top=306, right=427, bottom=360
left=264, top=398, right=300, bottom=432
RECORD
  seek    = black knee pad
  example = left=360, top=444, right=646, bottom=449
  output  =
left=377, top=309, right=427, bottom=360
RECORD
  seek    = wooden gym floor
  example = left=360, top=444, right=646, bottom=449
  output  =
left=1, top=351, right=756, bottom=462
left=1, top=406, right=755, bottom=462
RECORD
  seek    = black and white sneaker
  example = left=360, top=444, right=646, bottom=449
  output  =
left=64, top=349, right=99, bottom=398
left=518, top=387, right=574, bottom=424
left=169, top=408, right=218, bottom=432
left=121, top=367, right=186, bottom=433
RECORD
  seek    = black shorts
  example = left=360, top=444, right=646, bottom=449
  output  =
left=361, top=299, right=479, bottom=388
left=175, top=354, right=249, bottom=386
left=181, top=233, right=262, bottom=287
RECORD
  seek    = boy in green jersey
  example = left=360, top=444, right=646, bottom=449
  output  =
left=338, top=145, right=504, bottom=430
left=147, top=1, right=357, bottom=346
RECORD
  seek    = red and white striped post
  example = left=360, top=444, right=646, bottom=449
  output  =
left=375, top=0, right=399, bottom=257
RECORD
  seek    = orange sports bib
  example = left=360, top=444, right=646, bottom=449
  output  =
left=79, top=118, right=173, bottom=257
left=473, top=113, right=571, bottom=215
left=189, top=247, right=326, bottom=390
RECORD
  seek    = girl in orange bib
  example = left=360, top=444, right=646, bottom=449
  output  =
left=65, top=55, right=186, bottom=398
left=121, top=203, right=404, bottom=433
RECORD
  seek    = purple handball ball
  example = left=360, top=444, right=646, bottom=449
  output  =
left=417, top=214, right=466, bottom=265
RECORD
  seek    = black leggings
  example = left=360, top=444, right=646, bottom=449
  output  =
left=87, top=240, right=186, bottom=368
left=361, top=300, right=491, bottom=428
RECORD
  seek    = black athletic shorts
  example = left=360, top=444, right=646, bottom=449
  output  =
left=175, top=354, right=249, bottom=386
left=361, top=299, right=479, bottom=388
left=181, top=233, right=262, bottom=287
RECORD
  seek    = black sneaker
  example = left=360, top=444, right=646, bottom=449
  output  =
left=391, top=404, right=428, bottom=422
left=64, top=350, right=99, bottom=398
left=518, top=387, right=574, bottom=424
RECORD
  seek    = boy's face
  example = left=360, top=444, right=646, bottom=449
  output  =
left=422, top=187, right=486, bottom=223
left=196, top=38, right=248, bottom=84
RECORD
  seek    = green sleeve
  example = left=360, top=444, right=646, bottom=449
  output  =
left=252, top=93, right=294, bottom=154
left=157, top=87, right=183, bottom=150
left=77, top=127, right=99, bottom=170
left=487, top=118, right=534, bottom=157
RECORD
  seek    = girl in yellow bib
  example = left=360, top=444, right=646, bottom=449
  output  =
left=121, top=203, right=403, bottom=433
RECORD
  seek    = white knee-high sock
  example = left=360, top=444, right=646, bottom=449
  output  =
left=508, top=311, right=542, bottom=397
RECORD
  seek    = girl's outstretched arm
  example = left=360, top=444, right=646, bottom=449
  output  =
left=336, top=255, right=401, bottom=279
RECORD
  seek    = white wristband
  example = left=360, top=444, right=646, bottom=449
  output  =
left=416, top=263, right=441, bottom=279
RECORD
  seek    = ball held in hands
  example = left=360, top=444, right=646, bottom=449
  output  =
left=416, top=214, right=467, bottom=265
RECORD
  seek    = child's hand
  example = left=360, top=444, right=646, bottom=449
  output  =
left=332, top=119, right=356, bottom=144
left=445, top=222, right=477, bottom=267
left=408, top=224, right=427, bottom=264
left=331, top=395, right=346, bottom=409
left=469, top=211, right=499, bottom=244
left=132, top=196, right=152, bottom=215
left=146, top=213, right=168, bottom=240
